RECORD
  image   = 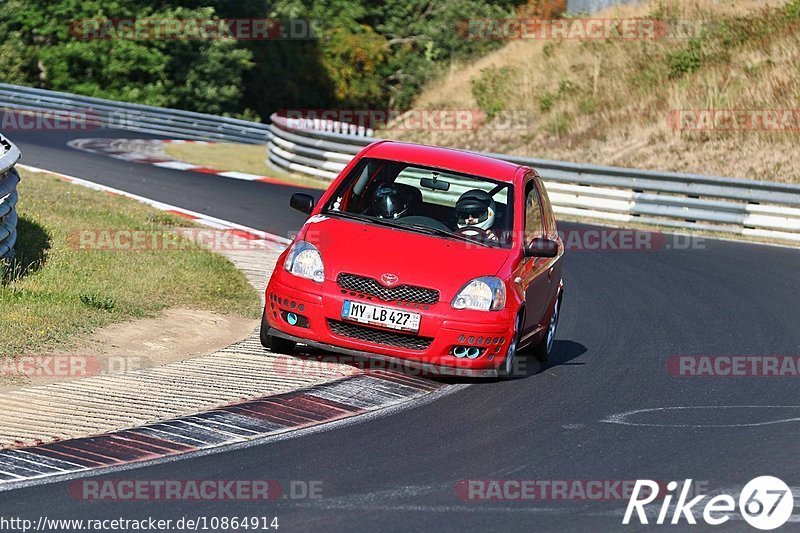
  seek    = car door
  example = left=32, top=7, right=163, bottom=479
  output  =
left=534, top=173, right=563, bottom=313
left=517, top=176, right=551, bottom=342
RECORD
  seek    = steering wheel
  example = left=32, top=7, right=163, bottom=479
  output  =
left=456, top=226, right=489, bottom=239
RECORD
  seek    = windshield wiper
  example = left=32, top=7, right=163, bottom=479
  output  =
left=404, top=224, right=491, bottom=247
left=323, top=210, right=372, bottom=223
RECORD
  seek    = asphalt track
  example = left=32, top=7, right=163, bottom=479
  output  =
left=3, top=129, right=800, bottom=531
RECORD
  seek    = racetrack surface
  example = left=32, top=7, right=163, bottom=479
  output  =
left=3, top=129, right=800, bottom=531
left=9, top=129, right=315, bottom=239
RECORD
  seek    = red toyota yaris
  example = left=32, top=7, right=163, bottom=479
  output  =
left=261, top=141, right=564, bottom=378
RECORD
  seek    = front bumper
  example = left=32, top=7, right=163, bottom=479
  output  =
left=265, top=273, right=516, bottom=377
left=268, top=328, right=498, bottom=378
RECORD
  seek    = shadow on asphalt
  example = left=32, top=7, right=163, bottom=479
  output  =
left=290, top=338, right=589, bottom=386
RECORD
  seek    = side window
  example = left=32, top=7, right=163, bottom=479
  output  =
left=524, top=180, right=544, bottom=243
left=534, top=175, right=556, bottom=236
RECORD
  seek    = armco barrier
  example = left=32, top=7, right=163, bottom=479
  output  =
left=0, top=134, right=21, bottom=259
left=0, top=83, right=268, bottom=144
left=267, top=113, right=800, bottom=243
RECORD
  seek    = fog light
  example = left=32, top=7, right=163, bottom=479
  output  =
left=466, top=347, right=481, bottom=359
left=286, top=312, right=298, bottom=326
left=453, top=346, right=468, bottom=358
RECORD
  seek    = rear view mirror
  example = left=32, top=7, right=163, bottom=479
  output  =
left=525, top=237, right=559, bottom=258
left=420, top=177, right=450, bottom=191
left=290, top=193, right=315, bottom=214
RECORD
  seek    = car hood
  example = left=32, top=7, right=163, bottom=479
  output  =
left=301, top=215, right=512, bottom=297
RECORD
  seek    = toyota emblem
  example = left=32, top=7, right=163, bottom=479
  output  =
left=381, top=273, right=399, bottom=286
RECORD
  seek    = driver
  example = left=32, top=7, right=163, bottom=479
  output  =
left=372, top=183, right=411, bottom=219
left=455, top=189, right=499, bottom=241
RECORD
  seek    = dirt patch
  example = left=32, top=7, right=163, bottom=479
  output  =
left=0, top=308, right=258, bottom=391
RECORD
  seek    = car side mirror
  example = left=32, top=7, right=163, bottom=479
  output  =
left=290, top=193, right=315, bottom=214
left=525, top=237, right=559, bottom=258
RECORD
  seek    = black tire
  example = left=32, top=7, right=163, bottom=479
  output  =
left=498, top=311, right=526, bottom=379
left=260, top=311, right=296, bottom=354
left=532, top=296, right=561, bottom=363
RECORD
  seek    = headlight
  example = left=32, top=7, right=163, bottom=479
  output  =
left=451, top=276, right=506, bottom=311
left=284, top=241, right=324, bottom=283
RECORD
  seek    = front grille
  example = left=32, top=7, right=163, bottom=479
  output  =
left=337, top=273, right=439, bottom=304
left=328, top=320, right=433, bottom=351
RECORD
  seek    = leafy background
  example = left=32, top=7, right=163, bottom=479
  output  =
left=0, top=0, right=546, bottom=121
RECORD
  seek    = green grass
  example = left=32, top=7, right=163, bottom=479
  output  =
left=0, top=169, right=261, bottom=358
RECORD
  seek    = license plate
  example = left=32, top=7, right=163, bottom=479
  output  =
left=341, top=300, right=421, bottom=333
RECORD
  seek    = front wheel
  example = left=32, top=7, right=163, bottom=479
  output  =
left=260, top=311, right=296, bottom=354
left=532, top=296, right=561, bottom=363
left=498, top=312, right=525, bottom=379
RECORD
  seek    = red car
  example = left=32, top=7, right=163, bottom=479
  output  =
left=261, top=141, right=564, bottom=378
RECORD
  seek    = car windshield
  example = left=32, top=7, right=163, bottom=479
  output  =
left=322, top=158, right=514, bottom=248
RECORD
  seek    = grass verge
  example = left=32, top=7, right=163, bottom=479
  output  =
left=162, top=142, right=329, bottom=190
left=0, top=168, right=261, bottom=358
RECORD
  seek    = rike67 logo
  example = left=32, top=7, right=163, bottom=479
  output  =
left=624, top=477, right=794, bottom=530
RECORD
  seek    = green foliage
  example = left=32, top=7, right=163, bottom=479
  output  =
left=538, top=79, right=577, bottom=112
left=543, top=112, right=570, bottom=136
left=471, top=66, right=516, bottom=120
left=0, top=2, right=255, bottom=117
left=321, top=25, right=388, bottom=108
left=0, top=0, right=526, bottom=121
left=539, top=92, right=555, bottom=112
left=80, top=293, right=115, bottom=311
left=578, top=97, right=596, bottom=115
left=667, top=39, right=702, bottom=79
left=788, top=0, right=800, bottom=19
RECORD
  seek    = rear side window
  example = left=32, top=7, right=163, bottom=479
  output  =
left=524, top=179, right=544, bottom=243
left=534, top=174, right=556, bottom=236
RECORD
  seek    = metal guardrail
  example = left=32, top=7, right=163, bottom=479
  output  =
left=0, top=83, right=269, bottom=144
left=267, top=113, right=800, bottom=243
left=0, top=134, right=21, bottom=259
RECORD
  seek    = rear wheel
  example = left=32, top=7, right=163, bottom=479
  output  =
left=532, top=296, right=561, bottom=363
left=260, top=311, right=296, bottom=354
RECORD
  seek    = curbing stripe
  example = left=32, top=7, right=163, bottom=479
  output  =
left=0, top=450, right=81, bottom=471
left=25, top=448, right=108, bottom=468
left=0, top=459, right=47, bottom=477
left=67, top=137, right=313, bottom=189
left=0, top=376, right=443, bottom=489
left=111, top=431, right=196, bottom=454
left=134, top=427, right=209, bottom=448
left=147, top=421, right=238, bottom=446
